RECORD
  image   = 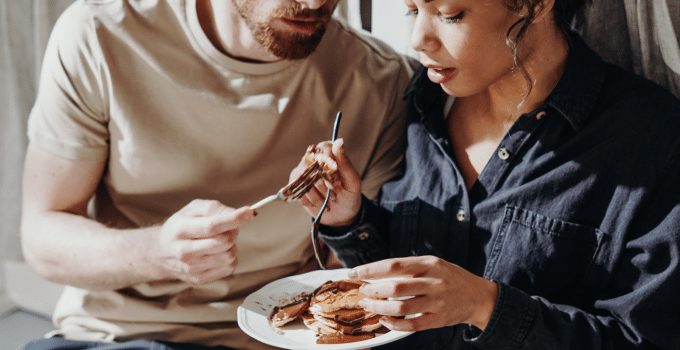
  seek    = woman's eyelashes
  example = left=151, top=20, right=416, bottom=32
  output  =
left=404, top=8, right=465, bottom=25
left=441, top=11, right=465, bottom=24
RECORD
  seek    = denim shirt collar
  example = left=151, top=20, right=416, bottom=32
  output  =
left=545, top=34, right=605, bottom=130
left=405, top=32, right=606, bottom=132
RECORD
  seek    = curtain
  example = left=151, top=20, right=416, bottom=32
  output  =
left=0, top=0, right=73, bottom=303
left=573, top=0, right=680, bottom=98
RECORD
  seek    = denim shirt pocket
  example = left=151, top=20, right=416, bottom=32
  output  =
left=386, top=199, right=455, bottom=260
left=483, top=205, right=605, bottom=302
left=387, top=200, right=422, bottom=258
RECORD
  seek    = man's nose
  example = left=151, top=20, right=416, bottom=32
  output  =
left=295, top=0, right=329, bottom=10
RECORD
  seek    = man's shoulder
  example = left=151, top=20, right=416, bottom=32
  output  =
left=59, top=0, right=183, bottom=36
left=327, top=20, right=405, bottom=63
left=316, top=20, right=417, bottom=76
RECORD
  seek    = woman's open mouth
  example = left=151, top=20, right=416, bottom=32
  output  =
left=426, top=66, right=456, bottom=84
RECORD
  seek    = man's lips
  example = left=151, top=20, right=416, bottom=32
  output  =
left=278, top=17, right=324, bottom=33
left=424, top=64, right=456, bottom=84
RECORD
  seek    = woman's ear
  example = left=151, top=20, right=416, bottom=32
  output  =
left=533, top=0, right=556, bottom=23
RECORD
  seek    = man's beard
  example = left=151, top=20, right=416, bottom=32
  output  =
left=233, top=1, right=333, bottom=59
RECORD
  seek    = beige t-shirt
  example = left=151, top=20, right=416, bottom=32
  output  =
left=28, top=0, right=412, bottom=348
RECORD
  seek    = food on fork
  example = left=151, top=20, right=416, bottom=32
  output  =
left=279, top=144, right=338, bottom=202
left=303, top=144, right=338, bottom=183
left=270, top=279, right=388, bottom=344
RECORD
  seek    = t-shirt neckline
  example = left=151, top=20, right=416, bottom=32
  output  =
left=184, top=0, right=296, bottom=75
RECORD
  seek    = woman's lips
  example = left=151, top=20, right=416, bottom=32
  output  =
left=427, top=67, right=456, bottom=84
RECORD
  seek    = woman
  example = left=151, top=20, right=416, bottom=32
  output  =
left=291, top=0, right=680, bottom=349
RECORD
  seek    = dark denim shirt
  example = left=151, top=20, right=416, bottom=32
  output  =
left=320, top=35, right=680, bottom=349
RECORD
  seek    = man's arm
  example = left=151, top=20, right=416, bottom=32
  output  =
left=21, top=145, right=254, bottom=291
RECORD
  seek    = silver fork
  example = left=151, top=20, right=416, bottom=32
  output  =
left=250, top=111, right=343, bottom=211
left=311, top=111, right=343, bottom=269
left=250, top=161, right=325, bottom=210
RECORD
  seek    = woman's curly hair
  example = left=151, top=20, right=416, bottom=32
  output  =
left=503, top=0, right=589, bottom=99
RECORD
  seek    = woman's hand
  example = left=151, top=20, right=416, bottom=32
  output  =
left=349, top=256, right=499, bottom=332
left=290, top=138, right=362, bottom=227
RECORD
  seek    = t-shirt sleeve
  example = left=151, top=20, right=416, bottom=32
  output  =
left=28, top=2, right=109, bottom=161
left=360, top=58, right=414, bottom=199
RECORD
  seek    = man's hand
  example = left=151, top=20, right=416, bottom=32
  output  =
left=290, top=138, right=362, bottom=227
left=349, top=256, right=499, bottom=332
left=152, top=200, right=255, bottom=285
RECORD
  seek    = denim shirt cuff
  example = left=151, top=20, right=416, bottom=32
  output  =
left=464, top=282, right=538, bottom=348
left=318, top=196, right=388, bottom=267
left=319, top=196, right=369, bottom=237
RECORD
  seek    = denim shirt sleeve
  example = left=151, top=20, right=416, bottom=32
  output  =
left=318, top=195, right=392, bottom=267
left=466, top=150, right=680, bottom=350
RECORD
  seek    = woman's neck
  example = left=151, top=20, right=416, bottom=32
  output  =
left=463, top=23, right=569, bottom=124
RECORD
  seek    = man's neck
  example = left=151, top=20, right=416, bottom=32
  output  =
left=196, top=0, right=281, bottom=63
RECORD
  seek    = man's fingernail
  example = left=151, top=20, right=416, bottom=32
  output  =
left=348, top=269, right=358, bottom=278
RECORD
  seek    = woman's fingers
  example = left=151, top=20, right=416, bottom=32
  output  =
left=332, top=139, right=361, bottom=193
left=359, top=277, right=440, bottom=298
left=303, top=186, right=326, bottom=206
left=358, top=295, right=438, bottom=316
left=380, top=314, right=440, bottom=332
left=349, top=256, right=438, bottom=279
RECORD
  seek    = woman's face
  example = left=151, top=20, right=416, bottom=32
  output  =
left=406, top=0, right=522, bottom=97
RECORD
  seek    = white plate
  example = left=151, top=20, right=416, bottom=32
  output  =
left=237, top=268, right=414, bottom=350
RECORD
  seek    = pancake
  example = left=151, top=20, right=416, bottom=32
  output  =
left=270, top=279, right=387, bottom=344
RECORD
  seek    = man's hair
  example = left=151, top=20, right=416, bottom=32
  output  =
left=502, top=0, right=590, bottom=100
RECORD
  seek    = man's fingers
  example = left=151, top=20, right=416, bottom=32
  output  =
left=179, top=199, right=229, bottom=216
left=178, top=206, right=255, bottom=238
left=183, top=250, right=237, bottom=274
left=349, top=257, right=432, bottom=279
left=186, top=260, right=238, bottom=285
left=183, top=231, right=238, bottom=256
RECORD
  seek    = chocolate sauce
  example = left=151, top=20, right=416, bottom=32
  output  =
left=316, top=332, right=375, bottom=344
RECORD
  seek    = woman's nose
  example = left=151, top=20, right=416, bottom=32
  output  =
left=411, top=16, right=439, bottom=53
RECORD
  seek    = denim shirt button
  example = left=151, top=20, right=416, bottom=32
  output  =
left=536, top=110, right=547, bottom=120
left=456, top=209, right=466, bottom=222
left=357, top=232, right=370, bottom=240
left=498, top=147, right=511, bottom=160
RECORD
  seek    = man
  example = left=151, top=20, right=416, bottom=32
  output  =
left=21, top=0, right=412, bottom=349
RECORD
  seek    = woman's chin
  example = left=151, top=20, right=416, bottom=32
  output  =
left=438, top=79, right=483, bottom=98
left=439, top=83, right=468, bottom=98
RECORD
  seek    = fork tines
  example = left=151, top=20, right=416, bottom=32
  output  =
left=282, top=161, right=325, bottom=201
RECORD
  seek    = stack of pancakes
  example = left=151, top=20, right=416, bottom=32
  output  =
left=270, top=279, right=386, bottom=343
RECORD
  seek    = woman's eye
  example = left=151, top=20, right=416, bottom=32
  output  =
left=405, top=8, right=418, bottom=17
left=441, top=11, right=465, bottom=24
